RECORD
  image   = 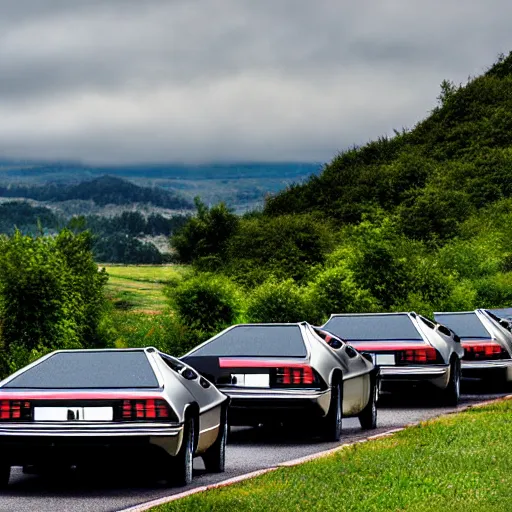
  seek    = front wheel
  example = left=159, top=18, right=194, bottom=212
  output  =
left=320, top=382, right=342, bottom=442
left=358, top=377, right=378, bottom=430
left=442, top=359, right=461, bottom=406
left=202, top=409, right=227, bottom=473
left=168, top=416, right=194, bottom=487
left=0, top=465, right=10, bottom=490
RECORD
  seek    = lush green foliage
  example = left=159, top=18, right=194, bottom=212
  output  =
left=156, top=399, right=512, bottom=512
left=246, top=279, right=311, bottom=323
left=0, top=230, right=111, bottom=375
left=171, top=198, right=239, bottom=265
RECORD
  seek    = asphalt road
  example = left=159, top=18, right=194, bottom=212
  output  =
left=0, top=386, right=507, bottom=512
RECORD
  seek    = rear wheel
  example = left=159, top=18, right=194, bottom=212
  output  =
left=169, top=416, right=194, bottom=487
left=358, top=376, right=378, bottom=430
left=0, top=465, right=10, bottom=489
left=202, top=408, right=227, bottom=473
left=320, top=382, right=342, bottom=442
left=442, top=358, right=461, bottom=406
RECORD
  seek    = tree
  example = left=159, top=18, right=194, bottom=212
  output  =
left=170, top=197, right=239, bottom=265
left=0, top=230, right=111, bottom=375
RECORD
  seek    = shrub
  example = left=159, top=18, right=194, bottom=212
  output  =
left=246, top=279, right=311, bottom=323
left=308, top=266, right=380, bottom=324
left=167, top=273, right=244, bottom=334
left=226, top=213, right=335, bottom=284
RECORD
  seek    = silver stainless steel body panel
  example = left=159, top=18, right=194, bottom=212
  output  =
left=322, top=312, right=463, bottom=391
left=181, top=322, right=378, bottom=426
left=434, top=309, right=512, bottom=382
left=0, top=347, right=229, bottom=468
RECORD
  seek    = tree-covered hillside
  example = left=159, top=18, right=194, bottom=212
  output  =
left=0, top=175, right=193, bottom=210
left=264, top=52, right=512, bottom=242
left=165, top=52, right=512, bottom=347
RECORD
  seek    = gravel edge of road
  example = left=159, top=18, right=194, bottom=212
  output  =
left=118, top=394, right=512, bottom=512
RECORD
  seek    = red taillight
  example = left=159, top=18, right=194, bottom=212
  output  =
left=395, top=347, right=439, bottom=364
left=275, top=366, right=316, bottom=386
left=462, top=342, right=508, bottom=361
left=0, top=400, right=31, bottom=421
left=121, top=399, right=170, bottom=421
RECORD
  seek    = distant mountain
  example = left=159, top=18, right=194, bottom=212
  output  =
left=0, top=175, right=193, bottom=209
left=0, top=161, right=323, bottom=212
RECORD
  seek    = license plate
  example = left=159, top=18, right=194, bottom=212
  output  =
left=34, top=407, right=113, bottom=421
left=366, top=353, right=396, bottom=365
left=231, top=373, right=270, bottom=388
left=375, top=354, right=395, bottom=365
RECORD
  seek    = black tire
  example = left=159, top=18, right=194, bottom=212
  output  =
left=0, top=465, right=10, bottom=490
left=169, top=416, right=194, bottom=487
left=320, top=381, right=342, bottom=442
left=202, top=408, right=227, bottom=473
left=442, top=358, right=461, bottom=406
left=358, top=376, right=378, bottom=430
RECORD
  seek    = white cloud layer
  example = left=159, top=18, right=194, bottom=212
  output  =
left=0, top=0, right=511, bottom=164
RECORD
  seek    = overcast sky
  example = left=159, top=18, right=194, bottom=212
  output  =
left=0, top=0, right=510, bottom=165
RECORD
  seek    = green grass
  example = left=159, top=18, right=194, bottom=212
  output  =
left=101, top=264, right=189, bottom=352
left=155, top=399, right=512, bottom=512
left=103, top=264, right=187, bottom=313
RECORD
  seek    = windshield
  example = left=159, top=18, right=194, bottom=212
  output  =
left=4, top=351, right=159, bottom=389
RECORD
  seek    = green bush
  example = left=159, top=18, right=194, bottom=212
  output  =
left=474, top=273, right=512, bottom=308
left=308, top=265, right=380, bottom=324
left=170, top=198, right=239, bottom=265
left=246, top=279, right=310, bottom=323
left=0, top=230, right=111, bottom=377
left=226, top=213, right=335, bottom=284
left=167, top=273, right=244, bottom=334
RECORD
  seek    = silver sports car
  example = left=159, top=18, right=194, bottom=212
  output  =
left=181, top=322, right=379, bottom=442
left=322, top=312, right=464, bottom=404
left=0, top=347, right=229, bottom=488
left=434, top=309, right=512, bottom=384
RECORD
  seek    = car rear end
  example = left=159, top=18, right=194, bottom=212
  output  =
left=0, top=350, right=185, bottom=472
left=181, top=324, right=331, bottom=426
left=323, top=314, right=450, bottom=391
left=434, top=311, right=512, bottom=382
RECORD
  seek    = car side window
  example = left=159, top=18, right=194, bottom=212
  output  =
left=345, top=345, right=358, bottom=358
left=313, top=328, right=344, bottom=349
left=419, top=316, right=435, bottom=330
left=160, top=354, right=185, bottom=373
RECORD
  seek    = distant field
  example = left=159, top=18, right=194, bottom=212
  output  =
left=103, top=264, right=187, bottom=314
left=102, top=264, right=189, bottom=351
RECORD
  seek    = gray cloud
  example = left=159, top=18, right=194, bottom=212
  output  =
left=0, top=0, right=511, bottom=164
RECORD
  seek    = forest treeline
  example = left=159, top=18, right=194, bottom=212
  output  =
left=0, top=201, right=189, bottom=263
left=0, top=175, right=193, bottom=209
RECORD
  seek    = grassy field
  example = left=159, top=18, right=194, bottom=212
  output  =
left=102, top=264, right=189, bottom=351
left=155, top=399, right=512, bottom=512
left=103, top=264, right=187, bottom=314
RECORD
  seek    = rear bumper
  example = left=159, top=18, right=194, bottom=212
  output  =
left=222, top=388, right=331, bottom=426
left=379, top=364, right=450, bottom=389
left=462, top=359, right=512, bottom=381
left=0, top=422, right=184, bottom=465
